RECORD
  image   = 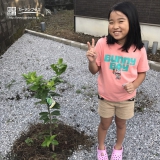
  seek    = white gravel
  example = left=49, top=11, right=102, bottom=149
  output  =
left=0, top=33, right=160, bottom=160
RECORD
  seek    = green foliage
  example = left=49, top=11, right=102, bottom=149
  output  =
left=51, top=58, right=67, bottom=76
left=52, top=153, right=57, bottom=159
left=22, top=58, right=67, bottom=105
left=39, top=112, right=50, bottom=123
left=41, top=135, right=58, bottom=147
left=25, top=137, right=33, bottom=146
left=22, top=58, right=67, bottom=153
left=81, top=86, right=87, bottom=90
left=76, top=89, right=82, bottom=94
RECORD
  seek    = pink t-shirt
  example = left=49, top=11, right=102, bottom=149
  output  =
left=95, top=37, right=149, bottom=102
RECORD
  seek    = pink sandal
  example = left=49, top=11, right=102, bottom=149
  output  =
left=97, top=146, right=109, bottom=160
left=110, top=146, right=123, bottom=160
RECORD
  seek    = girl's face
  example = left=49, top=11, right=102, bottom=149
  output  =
left=108, top=11, right=129, bottom=45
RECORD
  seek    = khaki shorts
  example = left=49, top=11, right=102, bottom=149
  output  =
left=98, top=98, right=135, bottom=120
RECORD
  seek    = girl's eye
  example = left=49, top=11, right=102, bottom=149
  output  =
left=119, top=21, right=124, bottom=23
left=109, top=21, right=113, bottom=24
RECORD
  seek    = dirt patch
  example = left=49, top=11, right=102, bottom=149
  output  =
left=5, top=122, right=94, bottom=160
left=27, top=10, right=100, bottom=45
left=147, top=52, right=160, bottom=63
left=27, top=10, right=160, bottom=62
left=135, top=91, right=155, bottom=112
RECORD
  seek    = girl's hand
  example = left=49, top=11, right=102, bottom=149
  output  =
left=123, top=82, right=135, bottom=94
left=86, top=39, right=97, bottom=62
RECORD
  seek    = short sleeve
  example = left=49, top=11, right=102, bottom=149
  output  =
left=95, top=38, right=102, bottom=67
left=137, top=47, right=150, bottom=72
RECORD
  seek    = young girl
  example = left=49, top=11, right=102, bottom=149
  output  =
left=86, top=1, right=149, bottom=160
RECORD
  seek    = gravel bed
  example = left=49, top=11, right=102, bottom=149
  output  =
left=0, top=33, right=160, bottom=160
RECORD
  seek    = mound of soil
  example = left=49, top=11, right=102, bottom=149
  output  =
left=6, top=122, right=94, bottom=160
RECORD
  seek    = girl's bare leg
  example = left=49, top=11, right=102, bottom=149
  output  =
left=114, top=116, right=126, bottom=150
left=98, top=117, right=113, bottom=150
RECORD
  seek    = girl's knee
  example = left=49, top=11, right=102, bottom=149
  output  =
left=115, top=117, right=126, bottom=129
left=99, top=117, right=113, bottom=130
left=99, top=121, right=111, bottom=130
left=100, top=122, right=109, bottom=130
left=116, top=123, right=126, bottom=129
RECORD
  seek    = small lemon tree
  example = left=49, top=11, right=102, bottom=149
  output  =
left=22, top=58, right=67, bottom=154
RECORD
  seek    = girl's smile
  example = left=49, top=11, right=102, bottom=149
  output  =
left=113, top=31, right=122, bottom=36
left=108, top=11, right=129, bottom=45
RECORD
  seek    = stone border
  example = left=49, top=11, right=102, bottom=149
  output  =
left=25, top=29, right=160, bottom=72
left=148, top=60, right=160, bottom=72
left=25, top=29, right=88, bottom=50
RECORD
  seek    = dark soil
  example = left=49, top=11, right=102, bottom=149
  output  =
left=6, top=122, right=94, bottom=160
left=147, top=52, right=160, bottom=63
left=135, top=91, right=155, bottom=112
left=27, top=10, right=160, bottom=63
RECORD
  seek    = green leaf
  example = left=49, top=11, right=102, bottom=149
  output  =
left=41, top=135, right=58, bottom=148
left=39, top=115, right=48, bottom=120
left=27, top=79, right=34, bottom=84
left=25, top=137, right=33, bottom=146
left=50, top=64, right=58, bottom=73
left=40, top=116, right=49, bottom=123
left=58, top=58, right=63, bottom=64
left=51, top=76, right=63, bottom=85
left=47, top=140, right=51, bottom=147
left=49, top=92, right=60, bottom=97
left=41, top=85, right=46, bottom=89
left=49, top=101, right=56, bottom=108
left=50, top=59, right=67, bottom=76
left=51, top=140, right=58, bottom=145
left=39, top=112, right=48, bottom=116
left=52, top=153, right=57, bottom=158
left=57, top=65, right=67, bottom=75
left=51, top=110, right=60, bottom=116
left=50, top=135, right=56, bottom=141
left=52, top=103, right=60, bottom=109
left=43, top=118, right=50, bottom=123
left=29, top=85, right=39, bottom=91
left=52, top=119, right=57, bottom=123
left=31, top=74, right=35, bottom=81
left=22, top=74, right=28, bottom=79
left=37, top=75, right=43, bottom=81
left=41, top=136, right=50, bottom=147
left=31, top=72, right=37, bottom=77
left=46, top=97, right=53, bottom=105
left=47, top=80, right=54, bottom=87
left=50, top=87, right=56, bottom=91
left=41, top=90, right=49, bottom=100
left=35, top=100, right=46, bottom=105
left=41, top=141, right=47, bottom=147
left=35, top=90, right=49, bottom=101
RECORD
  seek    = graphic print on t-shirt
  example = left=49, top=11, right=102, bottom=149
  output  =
left=112, top=69, right=121, bottom=79
left=104, top=54, right=136, bottom=79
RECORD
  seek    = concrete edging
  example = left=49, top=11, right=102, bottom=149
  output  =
left=148, top=60, right=160, bottom=72
left=25, top=29, right=160, bottom=72
left=25, top=29, right=88, bottom=50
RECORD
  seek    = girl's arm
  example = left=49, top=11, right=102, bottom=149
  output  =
left=86, top=39, right=100, bottom=74
left=133, top=72, right=146, bottom=89
left=89, top=61, right=100, bottom=75
left=124, top=72, right=146, bottom=94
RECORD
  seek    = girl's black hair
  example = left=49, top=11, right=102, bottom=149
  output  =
left=107, top=1, right=144, bottom=52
